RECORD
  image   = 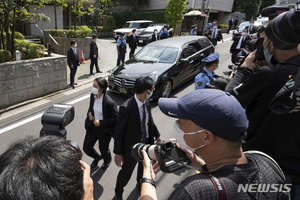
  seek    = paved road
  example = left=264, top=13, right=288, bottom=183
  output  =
left=0, top=33, right=234, bottom=200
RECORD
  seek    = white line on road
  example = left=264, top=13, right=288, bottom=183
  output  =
left=0, top=94, right=90, bottom=135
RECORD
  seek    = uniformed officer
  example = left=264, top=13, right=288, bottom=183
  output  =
left=195, top=52, right=220, bottom=90
left=190, top=24, right=197, bottom=36
left=116, top=32, right=127, bottom=66
left=159, top=25, right=169, bottom=40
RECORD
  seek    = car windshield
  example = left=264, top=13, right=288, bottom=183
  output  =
left=135, top=46, right=178, bottom=63
left=238, top=21, right=262, bottom=31
left=124, top=23, right=140, bottom=28
left=143, top=25, right=164, bottom=32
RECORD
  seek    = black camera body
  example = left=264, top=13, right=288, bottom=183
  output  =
left=131, top=141, right=191, bottom=173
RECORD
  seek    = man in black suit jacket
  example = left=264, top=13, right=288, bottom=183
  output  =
left=230, top=28, right=251, bottom=63
left=84, top=78, right=118, bottom=169
left=113, top=76, right=161, bottom=200
left=234, top=16, right=239, bottom=28
left=247, top=20, right=258, bottom=35
left=209, top=23, right=223, bottom=46
left=67, top=40, right=80, bottom=89
left=227, top=17, right=234, bottom=34
left=128, top=29, right=137, bottom=59
left=89, top=35, right=101, bottom=75
left=151, top=29, right=158, bottom=42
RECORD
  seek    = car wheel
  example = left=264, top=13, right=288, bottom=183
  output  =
left=160, top=80, right=172, bottom=98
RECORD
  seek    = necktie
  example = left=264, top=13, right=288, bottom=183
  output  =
left=141, top=104, right=147, bottom=143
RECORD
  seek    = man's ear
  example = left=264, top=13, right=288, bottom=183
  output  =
left=202, top=130, right=215, bottom=146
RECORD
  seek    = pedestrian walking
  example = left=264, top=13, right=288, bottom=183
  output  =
left=67, top=40, right=80, bottom=89
left=227, top=17, right=234, bottom=34
left=116, top=32, right=127, bottom=66
left=209, top=23, right=223, bottom=46
left=89, top=35, right=102, bottom=75
left=151, top=29, right=158, bottom=42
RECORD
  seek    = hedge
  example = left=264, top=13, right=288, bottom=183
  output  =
left=220, top=24, right=229, bottom=28
left=1, top=31, right=25, bottom=41
left=112, top=10, right=166, bottom=28
left=0, top=50, right=12, bottom=63
left=14, top=39, right=45, bottom=60
left=44, top=26, right=92, bottom=38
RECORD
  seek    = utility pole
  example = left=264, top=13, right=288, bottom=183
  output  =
left=201, top=0, right=206, bottom=12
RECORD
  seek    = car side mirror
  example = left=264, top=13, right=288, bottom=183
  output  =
left=180, top=58, right=189, bottom=64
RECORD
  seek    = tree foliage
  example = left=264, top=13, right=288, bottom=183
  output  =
left=71, top=0, right=89, bottom=31
left=165, top=0, right=186, bottom=29
left=259, top=0, right=276, bottom=13
left=120, top=0, right=150, bottom=11
left=88, top=0, right=113, bottom=26
left=232, top=0, right=262, bottom=20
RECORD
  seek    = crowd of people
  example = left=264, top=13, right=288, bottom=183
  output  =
left=1, top=5, right=300, bottom=200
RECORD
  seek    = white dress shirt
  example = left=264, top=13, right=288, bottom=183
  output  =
left=93, top=94, right=104, bottom=120
left=134, top=94, right=149, bottom=139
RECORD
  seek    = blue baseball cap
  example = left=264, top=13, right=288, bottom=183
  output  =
left=158, top=89, right=248, bottom=142
left=201, top=52, right=220, bottom=63
left=192, top=24, right=197, bottom=28
left=120, top=32, right=125, bottom=36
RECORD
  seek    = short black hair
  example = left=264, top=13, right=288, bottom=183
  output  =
left=0, top=136, right=84, bottom=200
left=95, top=77, right=108, bottom=93
left=134, top=76, right=154, bottom=94
left=92, top=34, right=97, bottom=39
left=205, top=59, right=219, bottom=67
left=213, top=76, right=230, bottom=91
left=132, top=29, right=136, bottom=33
left=70, top=40, right=76, bottom=46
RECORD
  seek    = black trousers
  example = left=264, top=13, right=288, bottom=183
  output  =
left=90, top=57, right=100, bottom=74
left=231, top=49, right=241, bottom=64
left=69, top=65, right=78, bottom=86
left=83, top=126, right=112, bottom=164
left=227, top=25, right=232, bottom=34
left=129, top=47, right=136, bottom=59
left=115, top=138, right=150, bottom=197
left=117, top=51, right=126, bottom=66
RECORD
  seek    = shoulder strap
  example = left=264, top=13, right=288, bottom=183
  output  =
left=201, top=172, right=228, bottom=200
left=202, top=70, right=214, bottom=84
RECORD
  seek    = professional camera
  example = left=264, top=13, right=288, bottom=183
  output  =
left=40, top=104, right=81, bottom=154
left=131, top=141, right=191, bottom=173
left=261, top=5, right=289, bottom=20
left=205, top=83, right=215, bottom=89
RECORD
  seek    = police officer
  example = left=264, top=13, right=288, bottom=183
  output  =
left=159, top=25, right=169, bottom=40
left=116, top=32, right=127, bottom=66
left=190, top=24, right=197, bottom=36
left=195, top=52, right=220, bottom=90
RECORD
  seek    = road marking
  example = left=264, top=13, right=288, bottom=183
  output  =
left=0, top=94, right=90, bottom=135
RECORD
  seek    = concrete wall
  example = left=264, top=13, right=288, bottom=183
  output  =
left=0, top=54, right=67, bottom=109
left=29, top=5, right=63, bottom=36
left=40, top=36, right=91, bottom=60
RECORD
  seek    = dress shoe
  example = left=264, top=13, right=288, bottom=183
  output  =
left=101, top=162, right=110, bottom=169
left=97, top=71, right=103, bottom=73
left=90, top=155, right=103, bottom=168
left=73, top=83, right=77, bottom=85
left=72, top=85, right=75, bottom=89
left=90, top=73, right=94, bottom=76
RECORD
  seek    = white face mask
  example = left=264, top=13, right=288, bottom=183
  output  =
left=74, top=44, right=77, bottom=48
left=146, top=89, right=153, bottom=99
left=154, top=31, right=157, bottom=34
left=92, top=87, right=100, bottom=95
left=213, top=26, right=217, bottom=29
left=173, top=121, right=205, bottom=152
left=249, top=23, right=253, bottom=26
left=215, top=63, right=220, bottom=70
left=242, top=32, right=247, bottom=36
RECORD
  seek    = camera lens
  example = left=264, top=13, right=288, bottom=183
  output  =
left=131, top=143, right=157, bottom=162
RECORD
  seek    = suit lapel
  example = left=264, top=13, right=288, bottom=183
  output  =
left=102, top=94, right=106, bottom=119
left=131, top=97, right=142, bottom=131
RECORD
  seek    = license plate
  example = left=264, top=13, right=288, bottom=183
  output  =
left=119, top=87, right=127, bottom=93
left=139, top=40, right=143, bottom=43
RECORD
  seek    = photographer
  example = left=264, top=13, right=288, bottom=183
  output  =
left=140, top=89, right=288, bottom=200
left=0, top=136, right=93, bottom=200
left=225, top=7, right=300, bottom=198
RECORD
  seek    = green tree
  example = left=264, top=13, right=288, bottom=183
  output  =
left=121, top=0, right=150, bottom=11
left=88, top=0, right=113, bottom=26
left=165, top=0, right=186, bottom=33
left=259, top=0, right=276, bottom=13
left=50, top=0, right=67, bottom=30
left=232, top=0, right=262, bottom=20
left=0, top=0, right=50, bottom=57
left=71, top=0, right=90, bottom=31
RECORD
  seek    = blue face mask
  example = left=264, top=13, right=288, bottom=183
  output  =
left=263, top=41, right=274, bottom=65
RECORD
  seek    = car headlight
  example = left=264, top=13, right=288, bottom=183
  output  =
left=148, top=73, right=158, bottom=83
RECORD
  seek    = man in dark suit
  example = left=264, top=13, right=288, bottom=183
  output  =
left=227, top=17, right=234, bottom=34
left=152, top=29, right=158, bottom=42
left=234, top=16, right=239, bottom=28
left=113, top=76, right=161, bottom=200
left=67, top=40, right=80, bottom=89
left=247, top=20, right=258, bottom=35
left=230, top=28, right=250, bottom=63
left=89, top=35, right=101, bottom=75
left=209, top=23, right=223, bottom=46
left=128, top=29, right=137, bottom=59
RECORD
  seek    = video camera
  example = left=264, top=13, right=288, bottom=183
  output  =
left=131, top=141, right=191, bottom=173
left=40, top=104, right=81, bottom=154
left=261, top=5, right=290, bottom=20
